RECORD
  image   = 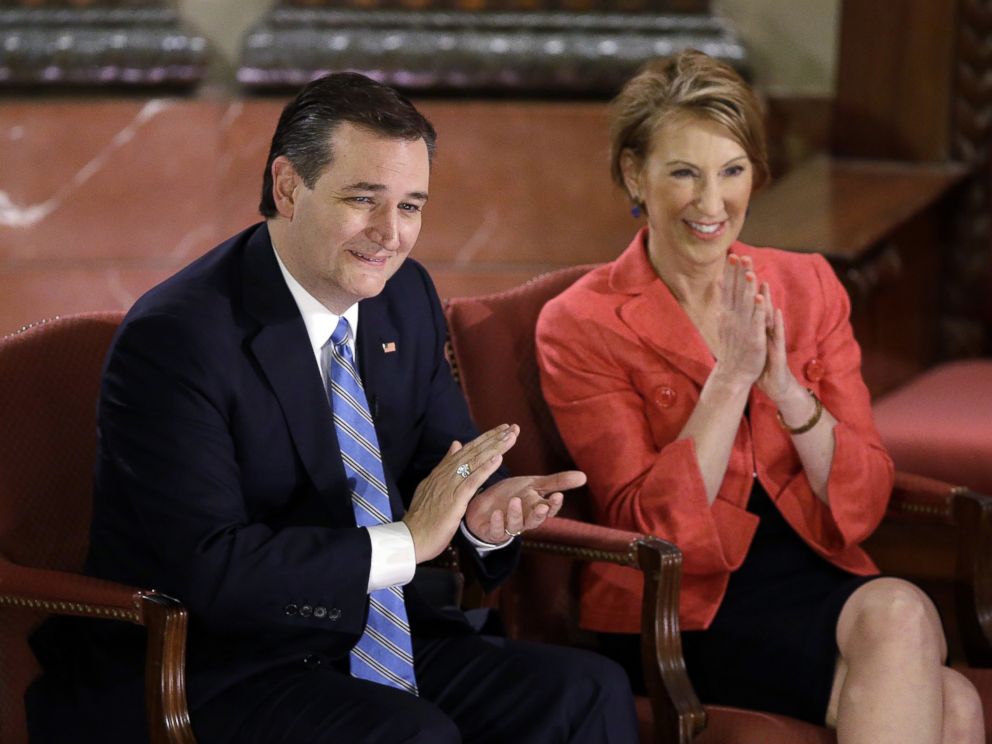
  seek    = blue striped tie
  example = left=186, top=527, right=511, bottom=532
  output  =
left=323, top=317, right=418, bottom=695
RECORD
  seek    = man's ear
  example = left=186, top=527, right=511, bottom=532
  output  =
left=271, top=156, right=301, bottom=219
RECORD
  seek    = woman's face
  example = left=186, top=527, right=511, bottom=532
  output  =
left=625, top=113, right=753, bottom=274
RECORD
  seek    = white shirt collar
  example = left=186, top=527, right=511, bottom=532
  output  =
left=271, top=244, right=360, bottom=371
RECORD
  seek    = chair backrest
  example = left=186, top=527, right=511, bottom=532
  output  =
left=444, top=265, right=597, bottom=642
left=0, top=312, right=124, bottom=744
left=445, top=265, right=597, bottom=506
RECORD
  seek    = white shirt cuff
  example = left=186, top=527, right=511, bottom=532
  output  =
left=366, top=522, right=417, bottom=592
left=460, top=520, right=514, bottom=555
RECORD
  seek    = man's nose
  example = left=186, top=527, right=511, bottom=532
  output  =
left=366, top=207, right=400, bottom=249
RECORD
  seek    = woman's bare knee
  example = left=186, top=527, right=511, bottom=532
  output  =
left=836, top=579, right=946, bottom=662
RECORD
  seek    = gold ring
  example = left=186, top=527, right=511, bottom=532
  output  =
left=504, top=527, right=522, bottom=537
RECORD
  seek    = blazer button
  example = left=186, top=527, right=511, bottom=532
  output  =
left=656, top=386, right=677, bottom=408
left=804, top=359, right=825, bottom=383
left=284, top=603, right=299, bottom=616
left=303, top=654, right=321, bottom=669
left=327, top=608, right=342, bottom=621
left=299, top=604, right=313, bottom=618
left=313, top=606, right=327, bottom=619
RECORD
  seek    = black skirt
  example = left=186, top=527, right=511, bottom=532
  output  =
left=599, top=482, right=879, bottom=725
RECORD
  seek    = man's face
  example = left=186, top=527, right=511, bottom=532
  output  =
left=271, top=122, right=430, bottom=313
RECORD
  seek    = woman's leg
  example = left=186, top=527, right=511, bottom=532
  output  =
left=939, top=667, right=985, bottom=743
left=825, top=578, right=983, bottom=744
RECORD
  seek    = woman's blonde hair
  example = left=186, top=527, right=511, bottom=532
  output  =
left=609, top=49, right=769, bottom=205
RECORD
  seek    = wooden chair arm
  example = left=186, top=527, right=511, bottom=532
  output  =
left=524, top=516, right=673, bottom=563
left=0, top=559, right=195, bottom=744
left=886, top=471, right=961, bottom=525
left=878, top=472, right=992, bottom=666
left=950, top=488, right=992, bottom=666
left=522, top=517, right=706, bottom=744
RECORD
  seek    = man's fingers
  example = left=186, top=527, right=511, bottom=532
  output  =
left=451, top=424, right=518, bottom=468
left=457, top=453, right=502, bottom=498
left=530, top=470, right=586, bottom=494
left=504, top=496, right=524, bottom=535
left=439, top=424, right=517, bottom=482
left=545, top=492, right=564, bottom=520
left=522, top=502, right=550, bottom=531
left=487, top=509, right=505, bottom=542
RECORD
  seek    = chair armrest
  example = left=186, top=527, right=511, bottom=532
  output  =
left=880, top=472, right=992, bottom=666
left=525, top=516, right=675, bottom=562
left=522, top=517, right=706, bottom=744
left=952, top=486, right=992, bottom=666
left=886, top=471, right=961, bottom=525
left=0, top=559, right=195, bottom=744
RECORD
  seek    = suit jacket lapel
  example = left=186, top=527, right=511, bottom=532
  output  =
left=356, top=294, right=399, bottom=406
left=610, top=230, right=715, bottom=388
left=357, top=295, right=407, bottom=520
left=241, top=224, right=355, bottom=527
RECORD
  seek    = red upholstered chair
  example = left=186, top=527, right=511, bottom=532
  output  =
left=444, top=266, right=992, bottom=744
left=0, top=313, right=196, bottom=744
left=872, top=360, right=992, bottom=496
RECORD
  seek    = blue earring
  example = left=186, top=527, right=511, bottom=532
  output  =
left=631, top=204, right=642, bottom=218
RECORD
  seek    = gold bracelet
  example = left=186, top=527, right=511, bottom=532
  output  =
left=777, top=389, right=823, bottom=435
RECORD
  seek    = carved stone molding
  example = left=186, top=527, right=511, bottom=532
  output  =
left=238, top=5, right=746, bottom=95
left=0, top=2, right=207, bottom=89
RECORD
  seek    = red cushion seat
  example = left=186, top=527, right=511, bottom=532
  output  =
left=873, top=360, right=992, bottom=495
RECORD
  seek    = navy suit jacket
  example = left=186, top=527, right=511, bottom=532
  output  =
left=31, top=223, right=518, bottom=732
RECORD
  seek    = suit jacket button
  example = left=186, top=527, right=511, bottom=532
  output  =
left=284, top=603, right=299, bottom=616
left=657, top=386, right=677, bottom=408
left=328, top=608, right=342, bottom=621
left=303, top=654, right=321, bottom=669
left=299, top=604, right=313, bottom=618
left=313, top=606, right=327, bottom=619
left=804, top=359, right=825, bottom=382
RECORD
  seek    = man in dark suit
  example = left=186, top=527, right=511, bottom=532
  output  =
left=26, top=73, right=637, bottom=742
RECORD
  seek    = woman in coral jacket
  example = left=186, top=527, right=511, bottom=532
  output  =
left=536, top=50, right=983, bottom=743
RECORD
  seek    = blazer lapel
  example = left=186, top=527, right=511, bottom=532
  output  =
left=610, top=230, right=715, bottom=388
left=241, top=225, right=355, bottom=527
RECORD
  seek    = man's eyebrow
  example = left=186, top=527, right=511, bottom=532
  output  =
left=342, top=181, right=386, bottom=192
left=342, top=181, right=429, bottom=201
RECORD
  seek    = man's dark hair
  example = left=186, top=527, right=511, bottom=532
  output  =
left=259, top=72, right=437, bottom=218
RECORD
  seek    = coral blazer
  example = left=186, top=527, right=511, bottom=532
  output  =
left=536, top=229, right=894, bottom=633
